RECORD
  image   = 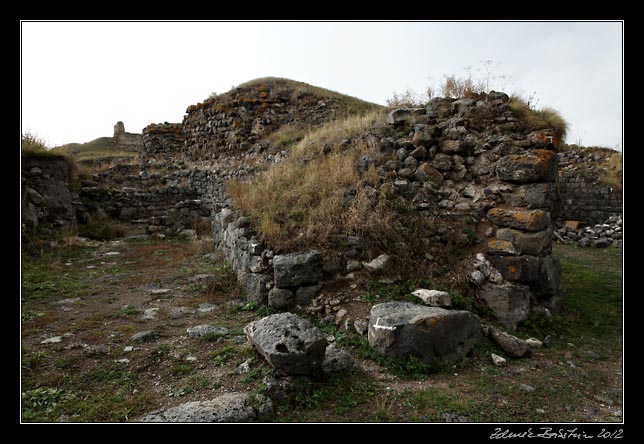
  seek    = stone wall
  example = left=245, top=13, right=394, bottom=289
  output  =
left=21, top=154, right=77, bottom=231
left=141, top=123, right=185, bottom=165
left=202, top=91, right=563, bottom=331
left=113, top=121, right=142, bottom=151
left=556, top=150, right=622, bottom=225
left=379, top=94, right=562, bottom=331
left=182, top=83, right=340, bottom=161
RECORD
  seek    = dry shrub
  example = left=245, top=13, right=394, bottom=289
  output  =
left=439, top=75, right=485, bottom=99
left=386, top=88, right=426, bottom=108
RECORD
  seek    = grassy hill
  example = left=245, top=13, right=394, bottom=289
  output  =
left=52, top=137, right=138, bottom=166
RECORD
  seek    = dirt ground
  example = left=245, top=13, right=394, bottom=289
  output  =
left=21, top=232, right=623, bottom=423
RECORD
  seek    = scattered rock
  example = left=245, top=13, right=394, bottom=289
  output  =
left=491, top=353, right=507, bottom=367
left=442, top=413, right=469, bottom=423
left=519, top=383, right=535, bottom=393
left=124, top=346, right=134, bottom=352
left=368, top=302, right=480, bottom=366
left=334, top=308, right=348, bottom=324
left=187, top=325, right=229, bottom=338
left=346, top=260, right=362, bottom=273
left=142, top=307, right=159, bottom=321
left=55, top=297, right=81, bottom=305
left=526, top=338, right=543, bottom=348
left=130, top=330, right=156, bottom=342
left=140, top=392, right=273, bottom=423
left=322, top=345, right=355, bottom=374
left=592, top=239, right=612, bottom=248
left=489, top=327, right=531, bottom=358
left=543, top=335, right=554, bottom=348
left=470, top=270, right=485, bottom=286
left=244, top=312, right=327, bottom=376
left=237, top=359, right=252, bottom=375
left=353, top=319, right=369, bottom=335
left=40, top=335, right=64, bottom=344
left=149, top=288, right=171, bottom=295
left=104, top=251, right=121, bottom=256
left=170, top=306, right=194, bottom=319
left=83, top=344, right=110, bottom=355
left=411, top=289, right=452, bottom=307
left=362, top=254, right=391, bottom=273
left=197, top=303, right=217, bottom=313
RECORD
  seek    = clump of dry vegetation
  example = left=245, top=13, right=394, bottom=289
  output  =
left=602, top=151, right=622, bottom=191
left=22, top=132, right=81, bottom=188
left=237, top=77, right=383, bottom=119
left=227, top=110, right=388, bottom=252
left=385, top=88, right=427, bottom=108
left=509, top=96, right=568, bottom=140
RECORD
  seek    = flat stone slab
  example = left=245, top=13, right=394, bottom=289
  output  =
left=187, top=325, right=229, bottom=338
left=368, top=302, right=480, bottom=366
left=244, top=312, right=327, bottom=376
left=140, top=392, right=273, bottom=423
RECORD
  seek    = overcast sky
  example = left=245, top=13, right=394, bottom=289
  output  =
left=21, top=21, right=623, bottom=150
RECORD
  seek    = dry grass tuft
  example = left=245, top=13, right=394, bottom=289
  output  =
left=227, top=110, right=390, bottom=252
left=601, top=150, right=622, bottom=191
left=509, top=96, right=568, bottom=140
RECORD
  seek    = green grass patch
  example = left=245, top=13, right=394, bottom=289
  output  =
left=276, top=372, right=380, bottom=421
left=209, top=345, right=239, bottom=366
left=553, top=244, right=622, bottom=343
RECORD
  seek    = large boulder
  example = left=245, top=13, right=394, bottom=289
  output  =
left=273, top=251, right=323, bottom=288
left=495, top=150, right=558, bottom=183
left=244, top=312, right=327, bottom=376
left=477, top=282, right=531, bottom=331
left=367, top=302, right=480, bottom=366
left=496, top=228, right=552, bottom=256
left=486, top=207, right=551, bottom=232
left=140, top=392, right=273, bottom=422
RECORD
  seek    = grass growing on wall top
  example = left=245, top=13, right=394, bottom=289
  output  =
left=236, top=77, right=384, bottom=119
left=509, top=96, right=568, bottom=140
left=52, top=137, right=138, bottom=165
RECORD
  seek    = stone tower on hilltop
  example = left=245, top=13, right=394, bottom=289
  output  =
left=112, top=121, right=143, bottom=151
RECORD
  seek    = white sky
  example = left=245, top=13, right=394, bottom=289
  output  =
left=21, top=21, right=623, bottom=150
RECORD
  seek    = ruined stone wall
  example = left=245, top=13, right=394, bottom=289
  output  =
left=113, top=121, right=143, bottom=151
left=205, top=92, right=563, bottom=332
left=141, top=123, right=185, bottom=165
left=21, top=154, right=77, bottom=231
left=556, top=150, right=622, bottom=225
left=380, top=94, right=562, bottom=331
left=182, top=84, right=339, bottom=161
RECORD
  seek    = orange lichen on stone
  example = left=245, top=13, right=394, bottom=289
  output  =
left=487, top=207, right=550, bottom=232
left=531, top=129, right=561, bottom=150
